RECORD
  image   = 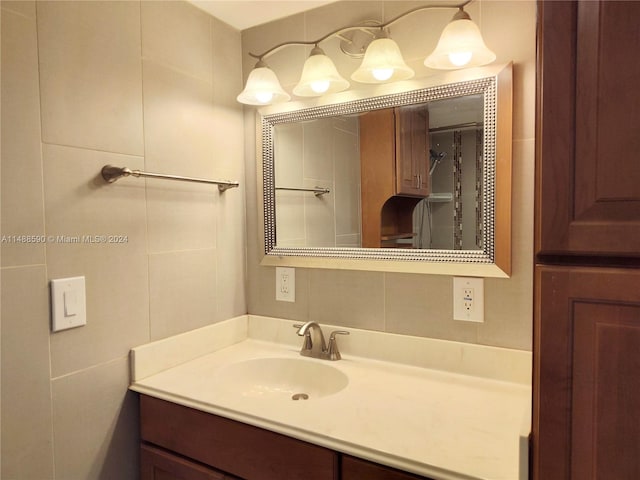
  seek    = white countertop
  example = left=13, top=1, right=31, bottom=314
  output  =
left=130, top=315, right=531, bottom=480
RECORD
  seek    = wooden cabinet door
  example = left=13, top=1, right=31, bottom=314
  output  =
left=341, top=456, right=433, bottom=480
left=533, top=266, right=640, bottom=479
left=536, top=1, right=640, bottom=256
left=395, top=106, right=430, bottom=197
left=141, top=444, right=230, bottom=480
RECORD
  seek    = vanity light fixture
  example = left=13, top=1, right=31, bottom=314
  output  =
left=236, top=60, right=290, bottom=105
left=350, top=32, right=414, bottom=84
left=237, top=0, right=494, bottom=106
left=293, top=45, right=350, bottom=96
left=424, top=8, right=496, bottom=69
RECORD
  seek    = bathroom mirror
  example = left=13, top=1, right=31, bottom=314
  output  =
left=258, top=63, right=512, bottom=277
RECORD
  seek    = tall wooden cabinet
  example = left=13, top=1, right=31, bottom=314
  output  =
left=360, top=106, right=430, bottom=247
left=534, top=1, right=640, bottom=478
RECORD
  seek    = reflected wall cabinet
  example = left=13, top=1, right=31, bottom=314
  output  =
left=534, top=1, right=640, bottom=479
left=360, top=107, right=430, bottom=247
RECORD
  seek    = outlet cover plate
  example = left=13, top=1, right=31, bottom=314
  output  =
left=453, top=276, right=484, bottom=322
left=276, top=267, right=295, bottom=302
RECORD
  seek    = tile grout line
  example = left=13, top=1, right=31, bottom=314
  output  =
left=33, top=2, right=58, bottom=476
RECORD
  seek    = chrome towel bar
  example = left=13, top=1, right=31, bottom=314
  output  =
left=275, top=186, right=330, bottom=197
left=101, top=165, right=239, bottom=192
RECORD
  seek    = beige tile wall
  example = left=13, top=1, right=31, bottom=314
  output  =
left=244, top=1, right=536, bottom=351
left=0, top=1, right=245, bottom=478
left=275, top=117, right=360, bottom=247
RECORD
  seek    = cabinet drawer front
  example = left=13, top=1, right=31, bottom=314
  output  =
left=141, top=444, right=227, bottom=480
left=341, top=455, right=433, bottom=480
left=140, top=395, right=338, bottom=480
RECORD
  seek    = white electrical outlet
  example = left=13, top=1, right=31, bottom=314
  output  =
left=453, top=276, right=484, bottom=322
left=276, top=267, right=295, bottom=302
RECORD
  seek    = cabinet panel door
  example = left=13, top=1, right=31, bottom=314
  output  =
left=141, top=444, right=227, bottom=480
left=536, top=1, right=640, bottom=256
left=341, top=455, right=433, bottom=480
left=395, top=106, right=429, bottom=197
left=533, top=266, right=640, bottom=479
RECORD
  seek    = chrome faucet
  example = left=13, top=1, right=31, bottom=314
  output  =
left=294, top=322, right=349, bottom=361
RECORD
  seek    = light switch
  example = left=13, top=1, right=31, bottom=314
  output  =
left=64, top=290, right=78, bottom=316
left=51, top=276, right=87, bottom=332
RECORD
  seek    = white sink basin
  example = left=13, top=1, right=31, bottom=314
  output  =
left=213, top=357, right=348, bottom=400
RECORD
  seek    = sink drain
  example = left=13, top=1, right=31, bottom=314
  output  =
left=291, top=393, right=309, bottom=401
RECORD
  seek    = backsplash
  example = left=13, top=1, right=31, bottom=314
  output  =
left=242, top=0, right=536, bottom=351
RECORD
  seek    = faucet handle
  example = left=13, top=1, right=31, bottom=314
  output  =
left=329, top=330, right=350, bottom=340
left=327, top=330, right=350, bottom=361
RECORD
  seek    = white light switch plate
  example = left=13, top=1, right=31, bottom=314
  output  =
left=51, top=276, right=87, bottom=332
left=453, top=276, right=484, bottom=322
left=276, top=267, right=295, bottom=302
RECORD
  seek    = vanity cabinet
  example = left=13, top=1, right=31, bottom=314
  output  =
left=140, top=395, right=434, bottom=480
left=140, top=395, right=338, bottom=480
left=141, top=444, right=236, bottom=480
left=342, top=455, right=431, bottom=480
left=360, top=106, right=429, bottom=247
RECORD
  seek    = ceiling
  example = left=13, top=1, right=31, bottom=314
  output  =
left=189, top=0, right=340, bottom=30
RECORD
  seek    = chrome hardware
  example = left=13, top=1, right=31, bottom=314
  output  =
left=276, top=186, right=330, bottom=197
left=293, top=324, right=313, bottom=351
left=101, top=165, right=239, bottom=192
left=327, top=330, right=350, bottom=360
left=294, top=322, right=349, bottom=361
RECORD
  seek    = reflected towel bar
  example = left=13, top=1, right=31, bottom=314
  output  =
left=101, top=165, right=239, bottom=192
left=275, top=186, right=330, bottom=197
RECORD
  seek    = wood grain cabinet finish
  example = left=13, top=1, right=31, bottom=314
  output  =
left=140, top=395, right=339, bottom=480
left=140, top=395, right=437, bottom=480
left=141, top=444, right=234, bottom=480
left=536, top=0, right=640, bottom=257
left=533, top=267, right=640, bottom=479
left=394, top=106, right=430, bottom=197
left=341, top=455, right=433, bottom=480
left=360, top=107, right=429, bottom=247
left=535, top=2, right=640, bottom=478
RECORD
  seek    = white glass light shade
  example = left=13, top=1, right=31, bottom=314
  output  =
left=293, top=49, right=350, bottom=97
left=237, top=65, right=290, bottom=106
left=351, top=38, right=414, bottom=84
left=424, top=11, right=496, bottom=70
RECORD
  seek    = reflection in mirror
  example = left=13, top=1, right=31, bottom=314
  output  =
left=414, top=94, right=483, bottom=250
left=273, top=94, right=484, bottom=250
left=260, top=64, right=512, bottom=275
left=274, top=115, right=361, bottom=248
